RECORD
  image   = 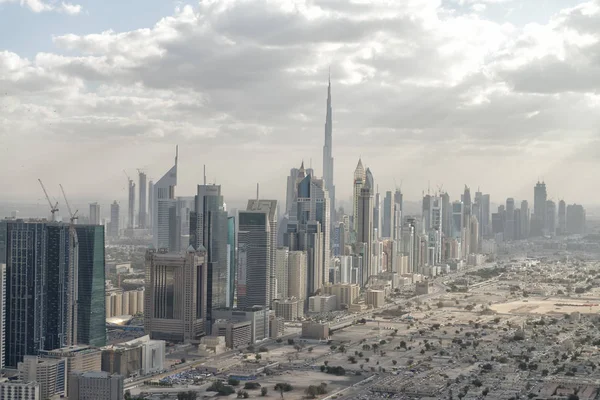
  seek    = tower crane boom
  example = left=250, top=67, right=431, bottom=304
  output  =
left=59, top=184, right=78, bottom=223
left=38, top=179, right=59, bottom=221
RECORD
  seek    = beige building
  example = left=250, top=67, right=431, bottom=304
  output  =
left=68, top=371, right=123, bottom=400
left=212, top=320, right=252, bottom=349
left=322, top=283, right=360, bottom=309
left=366, top=289, right=385, bottom=309
left=308, top=295, right=337, bottom=313
left=144, top=248, right=207, bottom=343
left=301, top=322, right=329, bottom=340
left=273, top=298, right=303, bottom=321
left=269, top=316, right=285, bottom=338
left=275, top=247, right=289, bottom=299
left=288, top=251, right=307, bottom=300
left=0, top=380, right=40, bottom=400
left=39, top=345, right=102, bottom=390
left=415, top=281, right=430, bottom=295
left=18, top=356, right=67, bottom=400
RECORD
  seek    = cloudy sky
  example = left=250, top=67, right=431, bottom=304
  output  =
left=1, top=0, right=599, bottom=212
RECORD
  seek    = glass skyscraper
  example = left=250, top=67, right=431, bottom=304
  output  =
left=74, top=225, right=106, bottom=347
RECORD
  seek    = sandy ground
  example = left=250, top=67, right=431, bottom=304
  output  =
left=491, top=298, right=600, bottom=315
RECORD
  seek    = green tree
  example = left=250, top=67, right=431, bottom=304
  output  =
left=228, top=378, right=240, bottom=387
left=261, top=387, right=268, bottom=396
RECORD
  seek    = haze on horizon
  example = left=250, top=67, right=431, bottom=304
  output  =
left=1, top=0, right=599, bottom=208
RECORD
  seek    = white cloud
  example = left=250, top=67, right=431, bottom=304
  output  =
left=0, top=0, right=81, bottom=14
left=1, top=0, right=599, bottom=204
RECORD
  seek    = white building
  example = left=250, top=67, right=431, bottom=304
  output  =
left=308, top=295, right=337, bottom=313
left=0, top=380, right=40, bottom=400
left=69, top=371, right=123, bottom=400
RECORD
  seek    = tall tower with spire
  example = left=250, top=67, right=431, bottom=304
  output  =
left=322, top=72, right=336, bottom=232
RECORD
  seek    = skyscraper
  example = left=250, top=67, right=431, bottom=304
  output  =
left=441, top=192, right=451, bottom=238
left=558, top=200, right=566, bottom=235
left=227, top=216, right=236, bottom=308
left=285, top=164, right=330, bottom=296
left=238, top=199, right=278, bottom=308
left=357, top=180, right=373, bottom=284
left=532, top=181, right=547, bottom=236
left=89, top=203, right=100, bottom=225
left=138, top=171, right=147, bottom=229
left=566, top=204, right=586, bottom=234
left=393, top=189, right=403, bottom=242
left=546, top=200, right=556, bottom=236
left=481, top=194, right=491, bottom=238
left=152, top=147, right=178, bottom=250
left=74, top=225, right=106, bottom=347
left=0, top=264, right=5, bottom=370
left=322, top=74, right=336, bottom=230
left=382, top=191, right=393, bottom=238
left=373, top=190, right=381, bottom=239
left=127, top=179, right=135, bottom=229
left=520, top=200, right=530, bottom=239
left=148, top=180, right=154, bottom=229
left=190, top=183, right=228, bottom=327
left=285, top=167, right=300, bottom=216
left=109, top=201, right=119, bottom=238
left=352, top=159, right=366, bottom=232
left=144, top=247, right=208, bottom=342
left=504, top=198, right=515, bottom=241
left=0, top=220, right=76, bottom=367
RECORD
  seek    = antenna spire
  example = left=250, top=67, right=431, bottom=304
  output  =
left=203, top=165, right=206, bottom=186
left=256, top=183, right=259, bottom=200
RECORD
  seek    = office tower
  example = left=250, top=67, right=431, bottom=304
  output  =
left=422, top=194, right=431, bottom=233
left=520, top=200, right=530, bottom=239
left=531, top=181, right=547, bottom=236
left=127, top=179, right=135, bottom=229
left=504, top=198, right=515, bottom=241
left=144, top=247, right=208, bottom=342
left=352, top=159, right=366, bottom=232
left=441, top=192, right=450, bottom=238
left=469, top=215, right=479, bottom=253
left=558, top=200, right=566, bottom=235
left=481, top=194, right=490, bottom=238
left=284, top=164, right=330, bottom=296
left=357, top=180, right=373, bottom=284
left=18, top=356, right=67, bottom=399
left=0, top=221, right=78, bottom=367
left=138, top=171, right=147, bottom=229
left=74, top=225, right=106, bottom=347
left=322, top=75, right=336, bottom=230
left=89, top=203, right=101, bottom=225
left=451, top=201, right=463, bottom=238
left=109, top=201, right=119, bottom=238
left=546, top=200, right=556, bottom=236
left=275, top=247, right=289, bottom=299
left=514, top=208, right=522, bottom=240
left=148, top=180, right=154, bottom=229
left=566, top=204, right=586, bottom=234
left=382, top=191, right=393, bottom=238
left=288, top=251, right=307, bottom=300
left=177, top=196, right=195, bottom=251
left=152, top=147, right=178, bottom=250
left=393, top=189, right=403, bottom=241
left=285, top=167, right=300, bottom=215
left=0, top=264, right=4, bottom=370
left=227, top=216, right=236, bottom=307
left=374, top=190, right=381, bottom=239
left=238, top=200, right=278, bottom=308
left=69, top=371, right=124, bottom=400
left=425, top=196, right=443, bottom=265
left=491, top=212, right=503, bottom=234
left=189, top=183, right=228, bottom=324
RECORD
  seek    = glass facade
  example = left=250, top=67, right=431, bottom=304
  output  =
left=75, top=225, right=106, bottom=347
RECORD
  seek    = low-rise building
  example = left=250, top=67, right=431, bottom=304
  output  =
left=273, top=298, right=303, bottom=321
left=366, top=289, right=385, bottom=309
left=68, top=371, right=124, bottom=400
left=212, top=307, right=270, bottom=343
left=18, top=356, right=67, bottom=400
left=0, top=380, right=40, bottom=400
left=301, top=322, right=329, bottom=340
left=269, top=316, right=285, bottom=338
left=212, top=320, right=252, bottom=349
left=101, top=335, right=164, bottom=378
left=308, top=295, right=337, bottom=313
left=322, top=283, right=360, bottom=309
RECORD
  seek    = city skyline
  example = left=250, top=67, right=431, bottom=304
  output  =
left=1, top=0, right=599, bottom=206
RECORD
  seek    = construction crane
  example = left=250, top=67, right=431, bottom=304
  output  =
left=38, top=179, right=59, bottom=221
left=59, top=184, right=78, bottom=224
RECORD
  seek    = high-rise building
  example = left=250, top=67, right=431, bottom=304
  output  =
left=393, top=189, right=403, bottom=241
left=148, top=180, right=154, bottom=229
left=532, top=181, right=547, bottom=236
left=566, top=204, right=586, bottom=234
left=352, top=159, right=366, bottom=232
left=546, top=200, right=556, bottom=236
left=373, top=190, right=381, bottom=239
left=68, top=371, right=124, bottom=400
left=0, top=220, right=77, bottom=367
left=144, top=247, right=208, bottom=342
left=127, top=179, right=135, bottom=229
left=152, top=147, right=178, bottom=250
left=288, top=251, right=307, bottom=301
left=504, top=198, right=515, bottom=241
left=138, top=171, right=147, bottom=229
left=441, top=192, right=451, bottom=238
left=451, top=201, right=463, bottom=239
left=89, top=203, right=101, bottom=225
left=190, top=183, right=229, bottom=327
left=74, top=225, right=106, bottom=347
left=481, top=194, right=491, bottom=238
left=274, top=247, right=289, bottom=300
left=285, top=168, right=300, bottom=216
left=382, top=191, right=393, bottom=238
left=357, top=180, right=373, bottom=284
left=520, top=200, right=530, bottom=239
left=285, top=164, right=330, bottom=296
left=227, top=216, right=236, bottom=308
left=0, top=264, right=4, bottom=370
left=514, top=208, right=522, bottom=240
left=238, top=200, right=278, bottom=308
left=558, top=200, right=566, bottom=235
left=109, top=201, right=119, bottom=238
left=322, top=75, right=336, bottom=231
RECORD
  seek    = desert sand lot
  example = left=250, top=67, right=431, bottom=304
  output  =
left=491, top=298, right=600, bottom=315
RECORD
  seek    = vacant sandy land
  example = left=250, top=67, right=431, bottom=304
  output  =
left=491, top=299, right=600, bottom=315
